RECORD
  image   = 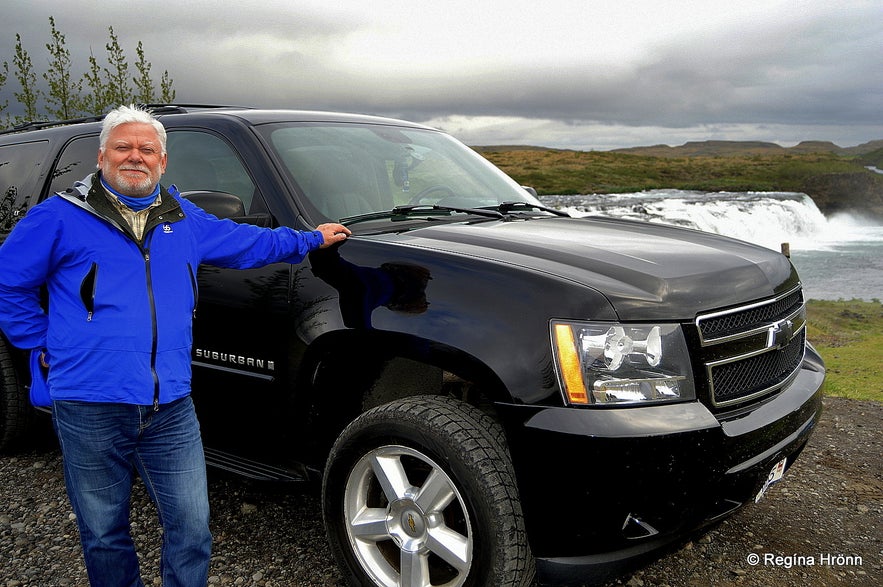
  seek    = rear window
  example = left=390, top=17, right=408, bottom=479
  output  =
left=0, top=139, right=50, bottom=235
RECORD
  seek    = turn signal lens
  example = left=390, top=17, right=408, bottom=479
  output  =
left=553, top=323, right=590, bottom=404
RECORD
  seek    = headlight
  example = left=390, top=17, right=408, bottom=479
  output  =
left=551, top=321, right=695, bottom=406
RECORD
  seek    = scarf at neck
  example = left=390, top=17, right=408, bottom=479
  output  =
left=101, top=177, right=160, bottom=211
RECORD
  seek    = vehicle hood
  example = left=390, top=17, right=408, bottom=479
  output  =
left=377, top=216, right=798, bottom=321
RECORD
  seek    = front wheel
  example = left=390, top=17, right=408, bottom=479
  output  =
left=322, top=395, right=534, bottom=587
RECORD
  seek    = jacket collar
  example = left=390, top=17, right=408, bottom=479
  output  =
left=62, top=173, right=185, bottom=243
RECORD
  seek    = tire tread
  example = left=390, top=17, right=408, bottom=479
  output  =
left=324, top=395, right=535, bottom=587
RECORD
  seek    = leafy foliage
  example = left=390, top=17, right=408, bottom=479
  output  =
left=103, top=26, right=131, bottom=109
left=133, top=41, right=155, bottom=104
left=11, top=34, right=40, bottom=123
left=43, top=16, right=80, bottom=120
left=1, top=16, right=176, bottom=127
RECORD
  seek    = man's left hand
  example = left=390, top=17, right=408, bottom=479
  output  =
left=316, top=223, right=351, bottom=248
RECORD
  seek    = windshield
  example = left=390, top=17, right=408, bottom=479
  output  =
left=261, top=122, right=541, bottom=222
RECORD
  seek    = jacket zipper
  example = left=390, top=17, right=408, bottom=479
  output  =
left=141, top=233, right=161, bottom=412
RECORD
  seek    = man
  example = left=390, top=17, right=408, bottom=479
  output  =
left=0, top=105, right=350, bottom=586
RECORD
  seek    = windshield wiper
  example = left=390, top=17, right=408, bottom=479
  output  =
left=492, top=201, right=571, bottom=217
left=341, top=204, right=504, bottom=226
left=393, top=204, right=505, bottom=219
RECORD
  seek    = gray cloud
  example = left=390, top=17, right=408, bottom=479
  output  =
left=2, top=0, right=880, bottom=149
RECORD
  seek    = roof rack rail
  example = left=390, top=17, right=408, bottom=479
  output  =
left=1, top=114, right=105, bottom=136
left=139, top=104, right=251, bottom=115
left=0, top=104, right=251, bottom=135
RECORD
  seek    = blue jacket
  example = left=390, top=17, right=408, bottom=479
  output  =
left=0, top=173, right=324, bottom=406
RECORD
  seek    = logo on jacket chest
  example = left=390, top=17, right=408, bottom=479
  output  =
left=162, top=223, right=173, bottom=234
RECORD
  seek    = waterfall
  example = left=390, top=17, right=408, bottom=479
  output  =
left=539, top=190, right=865, bottom=251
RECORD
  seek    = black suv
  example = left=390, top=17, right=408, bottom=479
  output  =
left=0, top=106, right=824, bottom=586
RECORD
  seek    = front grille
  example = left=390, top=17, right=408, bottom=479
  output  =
left=709, top=329, right=806, bottom=405
left=695, top=285, right=807, bottom=408
left=697, top=288, right=803, bottom=343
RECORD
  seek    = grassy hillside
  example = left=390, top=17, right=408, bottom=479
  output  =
left=477, top=145, right=883, bottom=218
left=807, top=300, right=882, bottom=403
left=479, top=148, right=868, bottom=194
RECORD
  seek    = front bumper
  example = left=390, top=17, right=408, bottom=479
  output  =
left=498, top=348, right=825, bottom=586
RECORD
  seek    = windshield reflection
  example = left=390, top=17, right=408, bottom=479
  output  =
left=262, top=123, right=540, bottom=222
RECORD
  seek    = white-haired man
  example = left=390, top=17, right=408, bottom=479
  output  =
left=0, top=105, right=350, bottom=586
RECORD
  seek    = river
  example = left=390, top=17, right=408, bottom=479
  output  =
left=539, top=190, right=883, bottom=301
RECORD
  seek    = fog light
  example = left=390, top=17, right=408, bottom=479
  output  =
left=593, top=376, right=686, bottom=403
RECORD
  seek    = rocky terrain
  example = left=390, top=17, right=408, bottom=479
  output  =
left=1, top=396, right=880, bottom=587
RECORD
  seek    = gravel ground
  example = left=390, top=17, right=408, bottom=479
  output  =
left=1, top=395, right=880, bottom=587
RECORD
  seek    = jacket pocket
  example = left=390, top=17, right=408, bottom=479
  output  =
left=79, top=262, right=98, bottom=321
left=28, top=349, right=51, bottom=407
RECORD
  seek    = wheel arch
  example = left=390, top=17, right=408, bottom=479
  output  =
left=292, top=328, right=510, bottom=470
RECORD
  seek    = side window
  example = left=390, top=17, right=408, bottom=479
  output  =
left=164, top=131, right=257, bottom=212
left=0, top=140, right=51, bottom=236
left=50, top=135, right=99, bottom=195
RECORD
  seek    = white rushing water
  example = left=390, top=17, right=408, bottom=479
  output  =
left=539, top=190, right=883, bottom=301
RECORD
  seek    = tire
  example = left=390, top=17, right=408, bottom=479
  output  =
left=322, top=395, right=534, bottom=587
left=0, top=343, right=32, bottom=452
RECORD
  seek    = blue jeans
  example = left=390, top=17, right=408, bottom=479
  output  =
left=53, top=396, right=211, bottom=587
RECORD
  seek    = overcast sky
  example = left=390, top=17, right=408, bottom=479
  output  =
left=3, top=0, right=881, bottom=150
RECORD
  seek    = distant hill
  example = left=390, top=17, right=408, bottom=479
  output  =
left=612, top=140, right=786, bottom=157
left=843, top=141, right=883, bottom=157
left=858, top=147, right=883, bottom=167
left=474, top=139, right=883, bottom=159
left=472, top=145, right=559, bottom=153
left=610, top=139, right=883, bottom=158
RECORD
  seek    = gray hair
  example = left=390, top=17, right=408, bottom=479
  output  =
left=99, top=105, right=167, bottom=154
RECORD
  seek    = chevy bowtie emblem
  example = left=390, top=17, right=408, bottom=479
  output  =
left=766, top=319, right=795, bottom=350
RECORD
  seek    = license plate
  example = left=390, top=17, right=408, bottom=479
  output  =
left=754, top=457, right=788, bottom=503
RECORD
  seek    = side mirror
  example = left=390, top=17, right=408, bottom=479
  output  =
left=522, top=186, right=539, bottom=198
left=181, top=190, right=246, bottom=220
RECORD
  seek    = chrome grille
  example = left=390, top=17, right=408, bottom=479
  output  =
left=695, top=285, right=806, bottom=408
left=697, top=288, right=803, bottom=343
